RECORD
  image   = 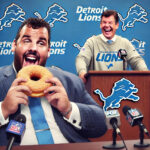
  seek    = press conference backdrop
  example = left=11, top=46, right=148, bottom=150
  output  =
left=0, top=0, right=150, bottom=74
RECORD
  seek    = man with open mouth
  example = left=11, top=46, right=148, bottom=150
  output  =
left=0, top=18, right=107, bottom=146
left=75, top=9, right=148, bottom=83
left=11, top=20, right=50, bottom=72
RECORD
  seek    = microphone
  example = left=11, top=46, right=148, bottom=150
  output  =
left=6, top=114, right=26, bottom=150
left=118, top=49, right=127, bottom=60
left=105, top=110, right=121, bottom=134
left=118, top=49, right=127, bottom=70
left=122, top=106, right=149, bottom=136
left=103, top=110, right=128, bottom=150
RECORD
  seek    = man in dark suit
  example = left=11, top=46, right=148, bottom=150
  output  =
left=0, top=18, right=107, bottom=145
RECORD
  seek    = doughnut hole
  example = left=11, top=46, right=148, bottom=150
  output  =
left=30, top=73, right=41, bottom=81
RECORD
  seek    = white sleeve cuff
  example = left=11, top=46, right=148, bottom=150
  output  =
left=0, top=102, right=9, bottom=127
left=63, top=102, right=81, bottom=129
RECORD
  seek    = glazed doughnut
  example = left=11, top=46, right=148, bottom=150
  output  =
left=17, top=65, right=53, bottom=97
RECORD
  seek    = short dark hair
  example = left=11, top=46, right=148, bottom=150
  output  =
left=15, top=18, right=51, bottom=47
left=101, top=10, right=119, bottom=24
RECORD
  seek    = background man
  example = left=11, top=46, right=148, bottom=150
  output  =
left=76, top=10, right=148, bottom=83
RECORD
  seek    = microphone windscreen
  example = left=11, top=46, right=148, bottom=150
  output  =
left=118, top=49, right=127, bottom=59
left=15, top=114, right=26, bottom=123
left=105, top=110, right=120, bottom=129
left=122, top=105, right=131, bottom=116
left=6, top=114, right=26, bottom=143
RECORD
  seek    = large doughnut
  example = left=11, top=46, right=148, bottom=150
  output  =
left=17, top=65, right=53, bottom=97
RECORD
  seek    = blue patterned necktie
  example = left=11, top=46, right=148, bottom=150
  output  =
left=107, top=40, right=113, bottom=44
left=28, top=96, right=54, bottom=144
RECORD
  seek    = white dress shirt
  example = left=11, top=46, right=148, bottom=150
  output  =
left=0, top=96, right=81, bottom=145
left=100, top=34, right=116, bottom=43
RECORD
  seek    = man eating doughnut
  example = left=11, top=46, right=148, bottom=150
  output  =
left=0, top=18, right=107, bottom=145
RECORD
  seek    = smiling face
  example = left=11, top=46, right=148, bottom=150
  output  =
left=12, top=25, right=50, bottom=72
left=100, top=15, right=119, bottom=40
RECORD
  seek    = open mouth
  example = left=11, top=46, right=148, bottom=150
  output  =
left=25, top=56, right=37, bottom=63
left=23, top=51, right=40, bottom=67
left=104, top=28, right=112, bottom=33
left=103, top=27, right=113, bottom=38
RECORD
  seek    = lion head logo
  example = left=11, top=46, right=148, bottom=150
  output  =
left=94, top=78, right=139, bottom=111
left=34, top=3, right=68, bottom=27
left=118, top=4, right=148, bottom=31
left=0, top=3, right=25, bottom=30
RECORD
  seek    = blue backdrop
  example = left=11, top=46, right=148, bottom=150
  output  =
left=0, top=0, right=149, bottom=74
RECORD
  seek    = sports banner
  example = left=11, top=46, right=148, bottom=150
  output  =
left=0, top=0, right=149, bottom=74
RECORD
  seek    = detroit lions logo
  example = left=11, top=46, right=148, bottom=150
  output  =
left=130, top=38, right=146, bottom=56
left=34, top=3, right=68, bottom=27
left=73, top=43, right=121, bottom=69
left=94, top=78, right=139, bottom=111
left=0, top=3, right=25, bottom=31
left=73, top=43, right=82, bottom=51
left=118, top=4, right=148, bottom=31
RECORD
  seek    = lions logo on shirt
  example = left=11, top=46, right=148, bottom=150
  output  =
left=96, top=51, right=122, bottom=69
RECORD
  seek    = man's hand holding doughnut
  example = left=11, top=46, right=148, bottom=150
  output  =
left=44, top=77, right=72, bottom=119
left=2, top=72, right=72, bottom=120
left=2, top=78, right=31, bottom=120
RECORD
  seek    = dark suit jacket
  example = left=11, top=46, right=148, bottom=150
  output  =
left=0, top=65, right=107, bottom=145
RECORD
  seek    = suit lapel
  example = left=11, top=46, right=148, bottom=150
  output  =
left=1, top=65, right=21, bottom=119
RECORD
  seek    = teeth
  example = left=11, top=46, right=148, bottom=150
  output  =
left=26, top=56, right=36, bottom=60
left=25, top=56, right=37, bottom=63
left=105, top=29, right=111, bottom=32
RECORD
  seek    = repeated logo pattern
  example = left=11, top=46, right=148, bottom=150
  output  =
left=0, top=3, right=68, bottom=31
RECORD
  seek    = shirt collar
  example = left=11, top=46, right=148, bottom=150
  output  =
left=100, top=34, right=116, bottom=43
left=12, top=62, right=17, bottom=75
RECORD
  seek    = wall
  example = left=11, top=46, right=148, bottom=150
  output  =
left=0, top=0, right=149, bottom=74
